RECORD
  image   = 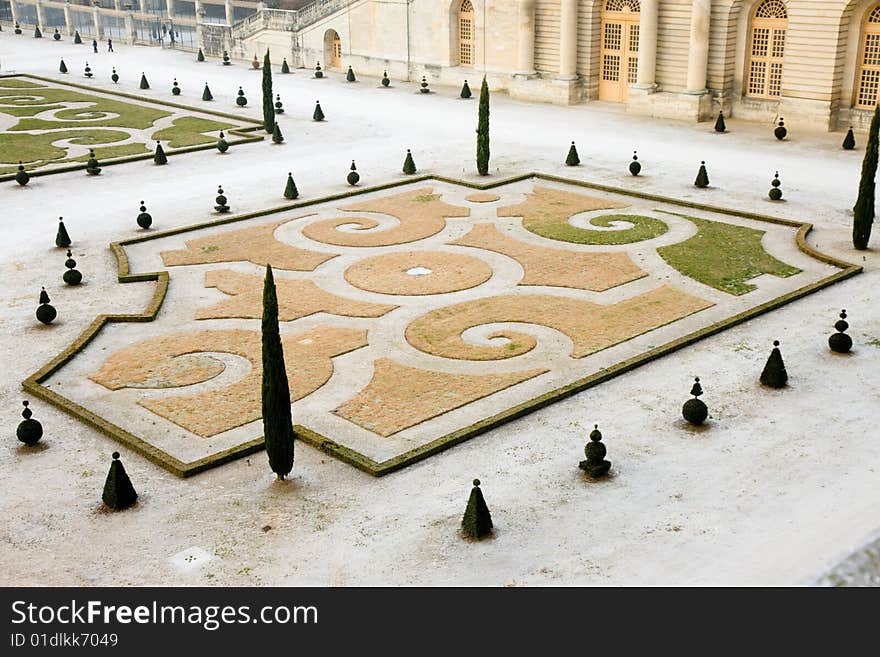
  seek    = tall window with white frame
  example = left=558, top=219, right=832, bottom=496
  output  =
left=856, top=5, right=880, bottom=109
left=747, top=0, right=787, bottom=99
left=459, top=0, right=475, bottom=67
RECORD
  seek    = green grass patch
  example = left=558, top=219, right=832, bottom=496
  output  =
left=0, top=79, right=45, bottom=89
left=71, top=142, right=150, bottom=161
left=151, top=116, right=235, bottom=148
left=523, top=212, right=669, bottom=245
left=0, top=129, right=131, bottom=165
left=657, top=213, right=801, bottom=295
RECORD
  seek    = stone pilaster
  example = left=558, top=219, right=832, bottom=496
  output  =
left=558, top=0, right=578, bottom=80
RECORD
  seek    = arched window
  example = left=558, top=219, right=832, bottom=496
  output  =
left=599, top=0, right=640, bottom=102
left=856, top=5, right=880, bottom=109
left=459, top=0, right=475, bottom=67
left=747, top=0, right=787, bottom=99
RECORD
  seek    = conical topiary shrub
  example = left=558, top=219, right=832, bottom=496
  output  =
left=56, top=217, right=71, bottom=248
left=59, top=58, right=68, bottom=74
left=760, top=340, right=788, bottom=388
left=402, top=149, right=417, bottom=175
left=197, top=47, right=205, bottom=62
left=283, top=172, right=298, bottom=200
left=347, top=161, right=360, bottom=186
left=236, top=87, right=247, bottom=106
left=682, top=377, right=708, bottom=425
left=853, top=103, right=879, bottom=250
left=202, top=82, right=213, bottom=101
left=262, top=49, right=274, bottom=133
left=136, top=201, right=152, bottom=229
left=252, top=53, right=260, bottom=69
left=694, top=161, right=709, bottom=188
left=314, top=61, right=323, bottom=78
left=274, top=94, right=284, bottom=114
left=460, top=79, right=472, bottom=99
left=15, top=162, right=30, bottom=186
left=774, top=117, right=787, bottom=140
left=74, top=30, right=82, bottom=44
left=629, top=150, right=642, bottom=176
left=34, top=26, right=42, bottom=38
left=139, top=72, right=150, bottom=90
left=102, top=452, right=138, bottom=510
left=63, top=250, right=82, bottom=286
left=171, top=78, right=180, bottom=95
left=214, top=185, right=230, bottom=213
left=17, top=401, right=43, bottom=446
left=281, top=58, right=290, bottom=74
left=313, top=100, right=325, bottom=121
left=714, top=110, right=726, bottom=133
left=86, top=149, right=101, bottom=175
left=110, top=67, right=119, bottom=83
left=476, top=76, right=490, bottom=176
left=565, top=141, right=580, bottom=166
left=36, top=287, right=56, bottom=325
left=346, top=66, right=356, bottom=82
left=216, top=130, right=229, bottom=153
left=381, top=71, right=390, bottom=87
left=271, top=123, right=284, bottom=144
left=153, top=141, right=167, bottom=165
left=828, top=309, right=852, bottom=354
left=222, top=51, right=230, bottom=65
left=578, top=425, right=611, bottom=478
left=843, top=126, right=856, bottom=150
left=768, top=171, right=782, bottom=200
left=461, top=479, right=493, bottom=539
left=420, top=76, right=430, bottom=93
left=84, top=62, right=92, bottom=78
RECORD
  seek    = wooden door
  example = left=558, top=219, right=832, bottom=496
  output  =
left=599, top=1, right=640, bottom=102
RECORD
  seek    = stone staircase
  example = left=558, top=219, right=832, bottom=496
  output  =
left=232, top=0, right=360, bottom=41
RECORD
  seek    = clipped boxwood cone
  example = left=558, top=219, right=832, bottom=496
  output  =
left=36, top=287, right=57, bottom=325
left=139, top=72, right=150, bottom=90
left=682, top=377, right=708, bottom=425
left=197, top=47, right=205, bottom=62
left=202, top=82, right=213, bottom=101
left=565, top=141, right=580, bottom=166
left=843, top=127, right=856, bottom=150
left=578, top=425, right=611, bottom=478
left=74, top=30, right=82, bottom=44
left=217, top=130, right=229, bottom=153
left=15, top=162, right=30, bottom=186
left=714, top=110, right=726, bottom=133
left=136, top=201, right=153, bottom=229
left=828, top=309, right=853, bottom=354
left=271, top=123, right=284, bottom=144
left=17, top=401, right=43, bottom=446
left=629, top=150, right=642, bottom=176
left=62, top=250, right=82, bottom=286
left=346, top=66, right=356, bottom=82
left=760, top=340, right=788, bottom=388
left=102, top=452, right=138, bottom=510
left=153, top=141, right=167, bottom=165
left=171, top=78, right=181, bottom=95
left=59, top=58, right=68, bottom=74
left=768, top=171, right=782, bottom=200
left=460, top=79, right=471, bottom=99
left=694, top=160, right=709, bottom=188
left=281, top=58, right=290, bottom=74
left=34, top=26, right=42, bottom=38
left=313, top=100, right=325, bottom=121
left=774, top=117, right=787, bottom=140
left=402, top=149, right=417, bottom=175
left=347, top=160, right=360, bottom=186
left=283, top=172, right=298, bottom=200
left=214, top=185, right=230, bottom=213
left=55, top=217, right=71, bottom=248
left=461, top=479, right=493, bottom=539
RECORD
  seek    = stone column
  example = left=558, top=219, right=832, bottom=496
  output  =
left=225, top=0, right=233, bottom=26
left=63, top=2, right=72, bottom=36
left=516, top=0, right=536, bottom=76
left=93, top=5, right=103, bottom=38
left=113, top=0, right=121, bottom=11
left=123, top=11, right=135, bottom=44
left=165, top=0, right=173, bottom=19
left=685, top=0, right=711, bottom=93
left=35, top=0, right=45, bottom=29
left=558, top=0, right=578, bottom=79
left=635, top=0, right=658, bottom=88
left=138, top=0, right=145, bottom=13
left=9, top=0, right=18, bottom=25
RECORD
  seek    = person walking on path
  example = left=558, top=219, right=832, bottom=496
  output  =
left=107, top=38, right=113, bottom=52
left=92, top=39, right=98, bottom=54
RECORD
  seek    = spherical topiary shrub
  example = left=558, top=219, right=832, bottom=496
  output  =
left=314, top=61, right=323, bottom=78
left=419, top=76, right=430, bottom=93
left=461, top=479, right=493, bottom=539
left=222, top=51, right=230, bottom=65
left=84, top=62, right=93, bottom=78
left=629, top=150, right=642, bottom=176
left=17, top=401, right=43, bottom=446
left=15, top=162, right=30, bottom=186
left=565, top=141, right=580, bottom=166
left=842, top=127, right=856, bottom=150
left=381, top=71, right=391, bottom=87
left=236, top=87, right=247, bottom=106
left=171, top=78, right=181, bottom=95
left=136, top=201, right=153, bottom=229
left=36, top=287, right=57, bottom=325
left=214, top=186, right=230, bottom=213
left=768, top=171, right=782, bottom=200
left=760, top=340, right=788, bottom=388
left=828, top=309, right=853, bottom=354
left=274, top=94, right=284, bottom=114
left=579, top=425, right=611, bottom=478
left=15, top=22, right=22, bottom=35
left=53, top=28, right=61, bottom=41
left=347, top=161, right=360, bottom=186
left=111, top=67, right=119, bottom=83
left=774, top=117, right=787, bottom=141
left=63, top=250, right=82, bottom=286
left=56, top=218, right=71, bottom=248
left=85, top=149, right=101, bottom=175
left=682, top=377, right=708, bottom=425
left=714, top=110, right=726, bottom=133
left=694, top=161, right=709, bottom=188
left=217, top=130, right=229, bottom=153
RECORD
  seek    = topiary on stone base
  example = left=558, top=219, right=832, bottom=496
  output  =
left=55, top=217, right=71, bottom=248
left=62, top=250, right=82, bottom=285
left=565, top=141, right=580, bottom=166
left=347, top=161, right=360, bottom=186
left=694, top=160, right=709, bottom=188
left=136, top=201, right=152, bottom=229
left=629, top=150, right=641, bottom=176
left=214, top=186, right=230, bottom=212
left=768, top=171, right=783, bottom=200
left=283, top=172, right=298, bottom=200
left=579, top=425, right=611, bottom=478
left=17, top=401, right=43, bottom=446
left=461, top=479, right=493, bottom=539
left=102, top=452, right=138, bottom=510
left=682, top=377, right=708, bottom=425
left=313, top=100, right=324, bottom=121
left=15, top=162, right=30, bottom=186
left=760, top=340, right=788, bottom=388
left=843, top=127, right=856, bottom=150
left=36, top=287, right=56, bottom=325
left=153, top=141, right=167, bottom=165
left=402, top=149, right=417, bottom=175
left=828, top=309, right=853, bottom=354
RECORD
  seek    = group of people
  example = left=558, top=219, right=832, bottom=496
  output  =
left=91, top=37, right=113, bottom=53
left=88, top=23, right=177, bottom=54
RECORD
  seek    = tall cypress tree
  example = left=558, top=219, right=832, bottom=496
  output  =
left=853, top=104, right=879, bottom=250
left=262, top=49, right=275, bottom=134
left=476, top=76, right=490, bottom=176
left=261, top=265, right=294, bottom=480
